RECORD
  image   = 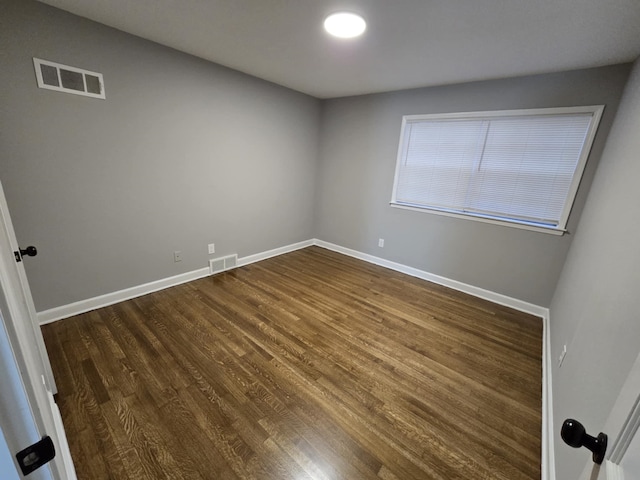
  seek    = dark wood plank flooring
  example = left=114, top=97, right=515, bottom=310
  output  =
left=42, top=246, right=542, bottom=479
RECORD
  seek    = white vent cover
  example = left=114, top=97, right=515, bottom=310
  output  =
left=33, top=58, right=105, bottom=99
left=209, top=254, right=238, bottom=275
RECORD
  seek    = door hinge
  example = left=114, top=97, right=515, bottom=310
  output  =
left=15, top=436, right=56, bottom=476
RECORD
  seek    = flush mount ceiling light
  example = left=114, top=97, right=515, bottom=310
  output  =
left=323, top=12, right=366, bottom=39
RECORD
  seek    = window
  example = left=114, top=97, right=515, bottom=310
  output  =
left=391, top=106, right=604, bottom=234
left=33, top=58, right=105, bottom=99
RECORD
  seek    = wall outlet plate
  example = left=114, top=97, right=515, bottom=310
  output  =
left=378, top=238, right=385, bottom=248
left=174, top=251, right=182, bottom=262
left=208, top=243, right=215, bottom=254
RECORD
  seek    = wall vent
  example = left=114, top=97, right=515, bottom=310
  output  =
left=33, top=58, right=105, bottom=99
left=209, top=254, right=238, bottom=275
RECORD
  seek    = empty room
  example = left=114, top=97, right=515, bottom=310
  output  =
left=1, top=0, right=640, bottom=479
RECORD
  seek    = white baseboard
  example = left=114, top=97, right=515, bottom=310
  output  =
left=37, top=267, right=211, bottom=325
left=37, top=237, right=547, bottom=324
left=36, top=236, right=555, bottom=477
left=37, top=239, right=315, bottom=325
left=313, top=239, right=548, bottom=317
left=237, top=239, right=315, bottom=267
left=314, top=239, right=555, bottom=479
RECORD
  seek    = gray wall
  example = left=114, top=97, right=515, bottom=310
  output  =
left=0, top=4, right=633, bottom=316
left=314, top=66, right=630, bottom=306
left=2, top=1, right=640, bottom=476
left=549, top=58, right=640, bottom=479
left=0, top=0, right=320, bottom=311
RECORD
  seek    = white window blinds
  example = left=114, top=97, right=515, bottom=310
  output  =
left=392, top=106, right=603, bottom=232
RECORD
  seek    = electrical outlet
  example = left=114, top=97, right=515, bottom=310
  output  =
left=173, top=250, right=182, bottom=262
left=378, top=238, right=384, bottom=248
left=558, top=344, right=567, bottom=367
left=208, top=243, right=215, bottom=254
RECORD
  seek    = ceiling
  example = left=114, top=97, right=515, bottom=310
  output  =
left=37, top=0, right=640, bottom=99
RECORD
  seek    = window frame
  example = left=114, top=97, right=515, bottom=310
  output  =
left=390, top=105, right=604, bottom=235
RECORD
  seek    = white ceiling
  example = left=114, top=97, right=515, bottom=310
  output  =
left=37, top=0, right=640, bottom=99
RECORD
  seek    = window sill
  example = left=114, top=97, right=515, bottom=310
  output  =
left=389, top=202, right=567, bottom=236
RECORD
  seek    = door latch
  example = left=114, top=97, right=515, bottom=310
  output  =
left=15, top=435, right=56, bottom=475
left=13, top=245, right=38, bottom=262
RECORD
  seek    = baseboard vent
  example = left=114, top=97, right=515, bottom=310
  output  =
left=209, top=254, right=238, bottom=275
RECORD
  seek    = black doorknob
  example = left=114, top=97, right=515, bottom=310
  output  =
left=561, top=419, right=607, bottom=464
left=19, top=246, right=37, bottom=257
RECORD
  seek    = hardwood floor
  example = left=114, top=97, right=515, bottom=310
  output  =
left=42, top=246, right=542, bottom=479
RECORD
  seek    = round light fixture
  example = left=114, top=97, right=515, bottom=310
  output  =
left=323, top=12, right=366, bottom=39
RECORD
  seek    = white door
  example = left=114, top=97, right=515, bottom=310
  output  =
left=0, top=179, right=75, bottom=479
left=1, top=425, right=21, bottom=480
left=603, top=392, right=640, bottom=480
left=618, top=427, right=640, bottom=479
left=580, top=350, right=640, bottom=480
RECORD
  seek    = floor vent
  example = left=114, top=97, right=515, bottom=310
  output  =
left=209, top=254, right=238, bottom=275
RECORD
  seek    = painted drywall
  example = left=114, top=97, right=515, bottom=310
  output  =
left=549, top=58, right=640, bottom=480
left=0, top=0, right=320, bottom=311
left=314, top=66, right=630, bottom=306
